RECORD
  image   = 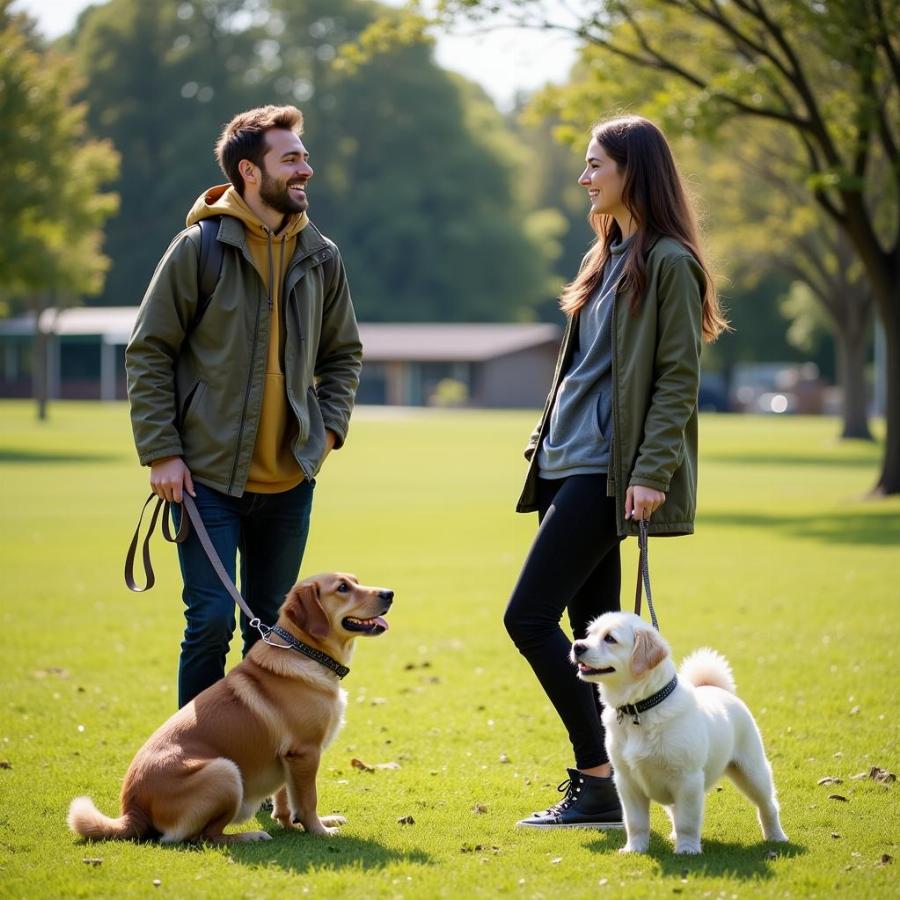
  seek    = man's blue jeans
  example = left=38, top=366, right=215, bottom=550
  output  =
left=170, top=479, right=314, bottom=708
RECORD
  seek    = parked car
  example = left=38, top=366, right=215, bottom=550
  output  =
left=730, top=362, right=824, bottom=414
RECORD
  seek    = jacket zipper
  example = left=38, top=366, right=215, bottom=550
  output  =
left=228, top=281, right=263, bottom=494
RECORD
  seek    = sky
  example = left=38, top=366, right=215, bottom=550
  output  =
left=12, top=0, right=580, bottom=111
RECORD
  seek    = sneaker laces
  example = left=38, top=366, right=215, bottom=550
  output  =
left=540, top=776, right=580, bottom=816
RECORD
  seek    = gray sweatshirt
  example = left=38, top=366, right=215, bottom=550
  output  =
left=537, top=235, right=634, bottom=479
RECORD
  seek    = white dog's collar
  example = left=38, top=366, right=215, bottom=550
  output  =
left=616, top=675, right=678, bottom=725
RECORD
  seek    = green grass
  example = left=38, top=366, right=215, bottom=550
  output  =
left=1, top=400, right=898, bottom=899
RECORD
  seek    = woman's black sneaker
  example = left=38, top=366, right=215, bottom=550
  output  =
left=516, top=769, right=624, bottom=829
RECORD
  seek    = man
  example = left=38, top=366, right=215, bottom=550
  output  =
left=126, top=105, right=362, bottom=708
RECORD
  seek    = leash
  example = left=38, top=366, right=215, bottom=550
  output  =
left=633, top=518, right=659, bottom=630
left=124, top=493, right=349, bottom=678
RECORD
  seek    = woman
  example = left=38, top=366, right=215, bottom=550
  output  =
left=505, top=116, right=728, bottom=829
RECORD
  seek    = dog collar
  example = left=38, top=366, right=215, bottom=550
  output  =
left=616, top=675, right=678, bottom=725
left=266, top=625, right=350, bottom=679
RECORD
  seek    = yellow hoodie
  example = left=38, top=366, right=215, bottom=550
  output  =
left=186, top=185, right=309, bottom=493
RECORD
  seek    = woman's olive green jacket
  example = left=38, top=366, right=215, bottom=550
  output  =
left=518, top=237, right=705, bottom=537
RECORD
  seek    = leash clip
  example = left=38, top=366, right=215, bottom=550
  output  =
left=251, top=618, right=273, bottom=641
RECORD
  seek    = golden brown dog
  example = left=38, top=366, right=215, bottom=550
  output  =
left=67, top=573, right=392, bottom=843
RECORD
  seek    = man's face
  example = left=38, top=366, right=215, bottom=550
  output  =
left=257, top=129, right=313, bottom=216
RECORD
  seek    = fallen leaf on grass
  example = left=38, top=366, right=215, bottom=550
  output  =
left=472, top=804, right=488, bottom=814
left=817, top=776, right=843, bottom=785
left=551, top=857, right=563, bottom=864
left=0, top=761, right=11, bottom=770
left=82, top=858, right=103, bottom=867
left=499, top=753, right=511, bottom=764
left=33, top=667, right=70, bottom=679
left=827, top=794, right=849, bottom=802
left=397, top=815, right=415, bottom=825
left=351, top=758, right=400, bottom=772
left=849, top=705, right=861, bottom=715
left=879, top=854, right=893, bottom=865
left=851, top=766, right=896, bottom=783
left=831, top=833, right=841, bottom=839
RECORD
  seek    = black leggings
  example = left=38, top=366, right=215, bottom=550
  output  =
left=504, top=474, right=623, bottom=769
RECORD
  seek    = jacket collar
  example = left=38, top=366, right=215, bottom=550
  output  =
left=216, top=214, right=332, bottom=265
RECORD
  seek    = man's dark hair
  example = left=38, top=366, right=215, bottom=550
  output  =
left=215, top=105, right=304, bottom=195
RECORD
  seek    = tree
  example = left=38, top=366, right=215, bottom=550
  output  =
left=68, top=0, right=556, bottom=322
left=391, top=0, right=899, bottom=489
left=0, top=1, right=119, bottom=418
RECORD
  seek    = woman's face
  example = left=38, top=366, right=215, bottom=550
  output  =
left=579, top=138, right=627, bottom=219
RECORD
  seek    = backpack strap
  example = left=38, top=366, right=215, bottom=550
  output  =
left=194, top=216, right=224, bottom=329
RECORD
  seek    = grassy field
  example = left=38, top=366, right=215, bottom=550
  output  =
left=1, top=400, right=898, bottom=899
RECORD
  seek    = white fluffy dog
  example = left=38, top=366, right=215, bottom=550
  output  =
left=571, top=612, right=787, bottom=855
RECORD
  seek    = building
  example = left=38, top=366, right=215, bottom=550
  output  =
left=0, top=308, right=561, bottom=409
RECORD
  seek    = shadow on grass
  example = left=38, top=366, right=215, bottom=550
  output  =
left=586, top=831, right=805, bottom=879
left=222, top=831, right=434, bottom=873
left=149, top=811, right=434, bottom=873
left=704, top=451, right=878, bottom=469
left=697, top=509, right=900, bottom=546
left=0, top=448, right=123, bottom=464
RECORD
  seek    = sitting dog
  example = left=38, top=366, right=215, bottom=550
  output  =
left=571, top=611, right=787, bottom=854
left=68, top=573, right=392, bottom=843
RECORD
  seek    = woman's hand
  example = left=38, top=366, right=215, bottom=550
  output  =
left=625, top=485, right=666, bottom=521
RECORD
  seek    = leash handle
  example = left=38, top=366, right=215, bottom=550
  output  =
left=124, top=494, right=189, bottom=591
left=633, top=518, right=659, bottom=630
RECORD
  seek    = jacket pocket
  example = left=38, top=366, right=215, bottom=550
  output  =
left=595, top=392, right=613, bottom=440
left=178, top=380, right=206, bottom=430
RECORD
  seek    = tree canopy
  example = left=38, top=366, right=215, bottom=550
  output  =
left=0, top=0, right=119, bottom=308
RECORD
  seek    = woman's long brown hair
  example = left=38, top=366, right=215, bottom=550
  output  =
left=560, top=116, right=728, bottom=342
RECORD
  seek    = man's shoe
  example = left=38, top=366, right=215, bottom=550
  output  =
left=516, top=768, right=624, bottom=829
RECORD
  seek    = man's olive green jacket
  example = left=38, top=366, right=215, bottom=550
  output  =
left=518, top=237, right=704, bottom=537
left=126, top=215, right=362, bottom=496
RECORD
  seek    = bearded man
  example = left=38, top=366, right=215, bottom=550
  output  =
left=126, top=105, right=362, bottom=707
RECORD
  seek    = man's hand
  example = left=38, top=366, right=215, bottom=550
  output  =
left=150, top=456, right=195, bottom=504
left=625, top=485, right=666, bottom=522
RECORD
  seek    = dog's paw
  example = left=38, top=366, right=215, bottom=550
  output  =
left=674, top=842, right=702, bottom=855
left=619, top=843, right=648, bottom=855
left=321, top=815, right=347, bottom=828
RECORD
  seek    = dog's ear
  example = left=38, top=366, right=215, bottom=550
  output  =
left=285, top=581, right=329, bottom=639
left=630, top=627, right=668, bottom=676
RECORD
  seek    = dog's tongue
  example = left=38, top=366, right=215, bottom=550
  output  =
left=374, top=616, right=389, bottom=632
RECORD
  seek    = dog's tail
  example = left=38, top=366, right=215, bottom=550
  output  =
left=679, top=648, right=736, bottom=694
left=67, top=796, right=148, bottom=841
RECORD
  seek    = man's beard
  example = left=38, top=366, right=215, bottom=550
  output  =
left=259, top=169, right=307, bottom=216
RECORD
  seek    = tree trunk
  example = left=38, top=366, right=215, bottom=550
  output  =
left=835, top=326, right=873, bottom=440
left=874, top=297, right=900, bottom=494
left=32, top=295, right=49, bottom=422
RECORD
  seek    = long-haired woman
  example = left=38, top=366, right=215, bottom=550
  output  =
left=506, top=115, right=728, bottom=828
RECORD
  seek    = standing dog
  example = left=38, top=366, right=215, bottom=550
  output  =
left=572, top=611, right=787, bottom=854
left=68, top=573, right=392, bottom=843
